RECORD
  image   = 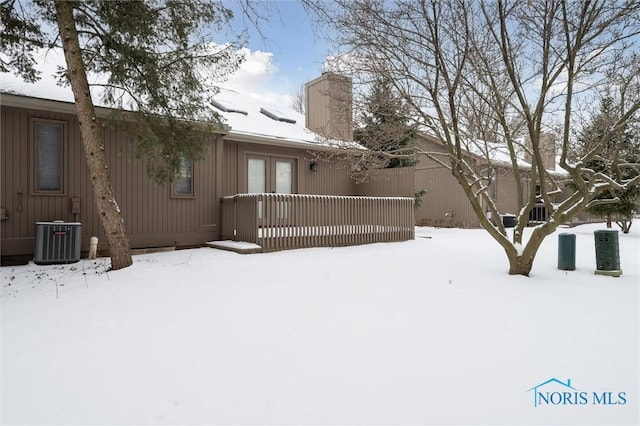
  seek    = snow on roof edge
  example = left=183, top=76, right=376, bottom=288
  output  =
left=1, top=90, right=362, bottom=151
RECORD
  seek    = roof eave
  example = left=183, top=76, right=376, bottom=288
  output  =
left=0, top=92, right=231, bottom=134
left=222, top=131, right=325, bottom=150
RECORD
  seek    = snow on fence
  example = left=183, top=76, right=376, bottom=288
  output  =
left=221, top=193, right=415, bottom=252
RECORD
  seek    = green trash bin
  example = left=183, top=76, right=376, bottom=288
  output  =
left=558, top=233, right=576, bottom=271
left=594, top=230, right=622, bottom=277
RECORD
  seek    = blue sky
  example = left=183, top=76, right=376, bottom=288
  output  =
left=221, top=0, right=333, bottom=100
left=0, top=1, right=334, bottom=107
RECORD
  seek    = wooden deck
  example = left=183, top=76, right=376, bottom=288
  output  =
left=220, top=193, right=415, bottom=253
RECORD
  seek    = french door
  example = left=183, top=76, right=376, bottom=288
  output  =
left=247, top=156, right=295, bottom=194
left=247, top=156, right=296, bottom=221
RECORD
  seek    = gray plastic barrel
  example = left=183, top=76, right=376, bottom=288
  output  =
left=594, top=230, right=622, bottom=277
left=557, top=233, right=576, bottom=271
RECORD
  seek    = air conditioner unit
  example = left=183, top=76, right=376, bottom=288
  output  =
left=34, top=221, right=82, bottom=265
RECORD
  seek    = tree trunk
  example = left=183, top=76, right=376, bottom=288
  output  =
left=617, top=220, right=632, bottom=234
left=54, top=1, right=132, bottom=270
left=508, top=254, right=535, bottom=276
left=506, top=228, right=547, bottom=276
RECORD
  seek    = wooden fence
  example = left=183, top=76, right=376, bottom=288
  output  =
left=221, top=193, right=415, bottom=252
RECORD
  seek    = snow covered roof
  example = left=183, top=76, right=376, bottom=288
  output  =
left=211, top=88, right=333, bottom=148
left=472, top=139, right=564, bottom=174
left=457, top=137, right=562, bottom=173
left=465, top=139, right=532, bottom=168
left=0, top=86, right=360, bottom=151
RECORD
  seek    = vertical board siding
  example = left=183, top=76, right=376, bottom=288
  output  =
left=305, top=73, right=353, bottom=142
left=414, top=134, right=479, bottom=228
left=414, top=162, right=478, bottom=228
left=1, top=105, right=219, bottom=256
left=223, top=140, right=357, bottom=196
left=4, top=101, right=421, bottom=257
left=222, top=142, right=239, bottom=196
left=1, top=108, right=12, bottom=236
left=354, top=167, right=416, bottom=197
left=494, top=168, right=523, bottom=217
left=305, top=77, right=330, bottom=136
left=304, top=163, right=355, bottom=196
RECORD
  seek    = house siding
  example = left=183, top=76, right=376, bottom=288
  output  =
left=414, top=135, right=480, bottom=227
left=222, top=140, right=355, bottom=196
left=1, top=104, right=220, bottom=256
left=303, top=161, right=354, bottom=196
left=492, top=168, right=531, bottom=217
left=415, top=161, right=479, bottom=227
left=2, top=100, right=361, bottom=258
left=305, top=72, right=353, bottom=141
left=355, top=167, right=415, bottom=198
left=413, top=133, right=564, bottom=228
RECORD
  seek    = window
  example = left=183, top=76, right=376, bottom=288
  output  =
left=32, top=119, right=65, bottom=194
left=173, top=158, right=194, bottom=197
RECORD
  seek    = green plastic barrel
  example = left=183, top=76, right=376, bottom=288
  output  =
left=557, top=233, right=576, bottom=271
left=593, top=230, right=622, bottom=277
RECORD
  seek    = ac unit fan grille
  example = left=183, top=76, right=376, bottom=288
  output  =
left=34, top=222, right=82, bottom=265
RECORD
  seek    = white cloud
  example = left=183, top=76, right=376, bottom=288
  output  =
left=219, top=48, right=292, bottom=106
left=1, top=46, right=298, bottom=108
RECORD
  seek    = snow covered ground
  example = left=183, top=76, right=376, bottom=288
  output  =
left=2, top=223, right=638, bottom=425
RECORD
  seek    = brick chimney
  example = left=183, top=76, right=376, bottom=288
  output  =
left=305, top=72, right=353, bottom=141
left=524, top=133, right=556, bottom=171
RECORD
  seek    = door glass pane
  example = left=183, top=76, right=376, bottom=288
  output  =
left=275, top=160, right=292, bottom=194
left=248, top=158, right=266, bottom=193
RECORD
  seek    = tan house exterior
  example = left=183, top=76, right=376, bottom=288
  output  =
left=302, top=74, right=564, bottom=230
left=413, top=133, right=563, bottom=228
left=1, top=73, right=416, bottom=260
left=2, top=67, right=567, bottom=260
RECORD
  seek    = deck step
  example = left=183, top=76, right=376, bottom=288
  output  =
left=205, top=240, right=263, bottom=254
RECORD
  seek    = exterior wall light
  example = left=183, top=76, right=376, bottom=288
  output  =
left=310, top=162, right=319, bottom=172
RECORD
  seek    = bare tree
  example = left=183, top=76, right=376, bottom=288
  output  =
left=290, top=83, right=306, bottom=114
left=308, top=0, right=640, bottom=275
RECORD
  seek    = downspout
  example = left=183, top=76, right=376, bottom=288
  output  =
left=215, top=134, right=225, bottom=240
